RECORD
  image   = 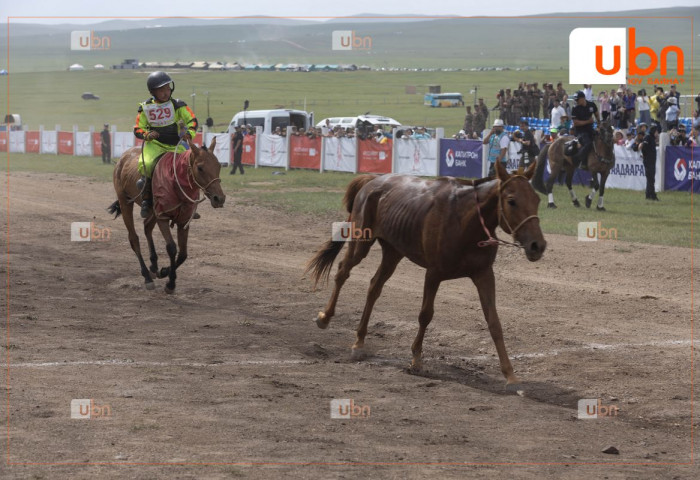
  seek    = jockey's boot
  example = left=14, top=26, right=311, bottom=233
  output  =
left=140, top=177, right=153, bottom=218
left=564, top=139, right=579, bottom=157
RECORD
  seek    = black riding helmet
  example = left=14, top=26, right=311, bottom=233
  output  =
left=147, top=71, right=175, bottom=95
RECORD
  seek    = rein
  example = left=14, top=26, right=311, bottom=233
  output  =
left=474, top=176, right=539, bottom=249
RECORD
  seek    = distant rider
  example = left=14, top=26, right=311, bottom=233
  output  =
left=133, top=71, right=198, bottom=218
left=569, top=90, right=600, bottom=170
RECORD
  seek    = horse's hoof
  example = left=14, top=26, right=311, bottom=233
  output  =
left=409, top=358, right=423, bottom=372
left=164, top=286, right=175, bottom=295
left=316, top=312, right=329, bottom=329
left=158, top=267, right=169, bottom=279
left=145, top=282, right=155, bottom=291
left=596, top=206, right=606, bottom=212
left=506, top=383, right=525, bottom=396
left=585, top=196, right=592, bottom=209
left=573, top=199, right=581, bottom=208
left=351, top=346, right=365, bottom=361
left=547, top=203, right=557, bottom=209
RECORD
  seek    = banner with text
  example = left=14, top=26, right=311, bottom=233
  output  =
left=113, top=132, right=135, bottom=158
left=204, top=133, right=232, bottom=165
left=358, top=138, right=392, bottom=174
left=323, top=137, right=356, bottom=172
left=258, top=134, right=287, bottom=168
left=242, top=135, right=255, bottom=165
left=41, top=131, right=57, bottom=154
left=290, top=135, right=322, bottom=169
left=9, top=131, right=25, bottom=153
left=75, top=132, right=92, bottom=156
left=439, top=139, right=482, bottom=178
left=664, top=146, right=700, bottom=193
left=395, top=138, right=438, bottom=176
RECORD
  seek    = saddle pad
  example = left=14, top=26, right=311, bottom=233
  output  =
left=152, top=150, right=199, bottom=224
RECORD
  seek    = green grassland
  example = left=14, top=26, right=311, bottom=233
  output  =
left=8, top=154, right=697, bottom=248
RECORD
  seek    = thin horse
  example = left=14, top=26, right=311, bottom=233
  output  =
left=108, top=137, right=225, bottom=293
left=306, top=161, right=546, bottom=391
left=532, top=120, right=615, bottom=210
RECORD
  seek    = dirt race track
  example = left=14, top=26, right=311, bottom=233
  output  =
left=3, top=172, right=697, bottom=479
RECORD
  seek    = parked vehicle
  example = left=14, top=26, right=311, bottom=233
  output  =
left=227, top=109, right=313, bottom=134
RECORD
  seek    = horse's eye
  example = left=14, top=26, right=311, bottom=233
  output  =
left=197, top=166, right=204, bottom=172
left=508, top=198, right=516, bottom=206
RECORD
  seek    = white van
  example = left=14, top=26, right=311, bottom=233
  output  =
left=315, top=114, right=401, bottom=130
left=227, top=109, right=313, bottom=134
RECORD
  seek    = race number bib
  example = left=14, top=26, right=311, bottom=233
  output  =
left=144, top=101, right=175, bottom=127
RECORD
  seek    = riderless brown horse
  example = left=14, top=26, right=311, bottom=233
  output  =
left=306, top=161, right=546, bottom=391
left=532, top=120, right=615, bottom=210
left=108, top=137, right=225, bottom=293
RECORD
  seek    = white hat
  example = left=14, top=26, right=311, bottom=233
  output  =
left=668, top=97, right=677, bottom=104
left=493, top=119, right=505, bottom=127
left=459, top=129, right=466, bottom=134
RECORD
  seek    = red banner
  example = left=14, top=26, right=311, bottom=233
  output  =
left=26, top=131, right=40, bottom=153
left=242, top=135, right=255, bottom=165
left=92, top=132, right=104, bottom=156
left=358, top=138, right=392, bottom=174
left=289, top=135, right=321, bottom=170
left=0, top=132, right=7, bottom=152
left=57, top=131, right=74, bottom=155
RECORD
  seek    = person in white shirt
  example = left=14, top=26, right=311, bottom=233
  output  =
left=636, top=88, right=651, bottom=126
left=550, top=98, right=567, bottom=128
left=665, top=97, right=680, bottom=131
left=583, top=84, right=593, bottom=102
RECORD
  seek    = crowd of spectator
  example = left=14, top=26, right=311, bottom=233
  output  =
left=456, top=81, right=700, bottom=147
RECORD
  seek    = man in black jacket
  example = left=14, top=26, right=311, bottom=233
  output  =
left=633, top=124, right=660, bottom=201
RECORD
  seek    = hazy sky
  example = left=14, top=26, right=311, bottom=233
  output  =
left=2, top=0, right=696, bottom=23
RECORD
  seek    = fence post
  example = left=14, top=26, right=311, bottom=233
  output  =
left=319, top=136, right=325, bottom=173
left=254, top=126, right=261, bottom=168
left=657, top=132, right=670, bottom=192
left=73, top=125, right=78, bottom=156
left=434, top=128, right=444, bottom=177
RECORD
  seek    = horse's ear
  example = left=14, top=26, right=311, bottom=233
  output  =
left=187, top=137, right=200, bottom=158
left=494, top=159, right=509, bottom=181
left=209, top=135, right=217, bottom=151
left=523, top=160, right=537, bottom=180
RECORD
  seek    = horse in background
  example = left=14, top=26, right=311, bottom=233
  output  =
left=533, top=121, right=615, bottom=210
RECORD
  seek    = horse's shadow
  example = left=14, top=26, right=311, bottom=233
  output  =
left=350, top=353, right=582, bottom=411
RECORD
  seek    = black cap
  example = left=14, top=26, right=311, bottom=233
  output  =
left=575, top=91, right=586, bottom=100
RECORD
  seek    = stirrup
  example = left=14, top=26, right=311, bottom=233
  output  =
left=140, top=200, right=152, bottom=219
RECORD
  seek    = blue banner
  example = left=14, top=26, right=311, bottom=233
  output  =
left=439, top=139, right=482, bottom=178
left=664, top=146, right=700, bottom=192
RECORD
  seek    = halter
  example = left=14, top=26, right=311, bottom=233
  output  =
left=474, top=175, right=539, bottom=249
left=170, top=143, right=222, bottom=229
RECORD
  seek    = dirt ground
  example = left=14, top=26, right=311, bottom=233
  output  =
left=2, top=171, right=697, bottom=479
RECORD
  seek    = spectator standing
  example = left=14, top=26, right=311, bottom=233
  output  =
left=623, top=88, right=637, bottom=129
left=230, top=125, right=244, bottom=175
left=637, top=89, right=651, bottom=126
left=665, top=97, right=680, bottom=131
left=100, top=123, right=111, bottom=164
left=632, top=125, right=660, bottom=201
left=483, top=119, right=509, bottom=176
left=550, top=98, right=566, bottom=129
left=463, top=105, right=474, bottom=137
left=598, top=91, right=611, bottom=121
left=583, top=84, right=593, bottom=102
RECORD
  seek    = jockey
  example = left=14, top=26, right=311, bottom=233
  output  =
left=569, top=90, right=600, bottom=170
left=134, top=71, right=198, bottom=218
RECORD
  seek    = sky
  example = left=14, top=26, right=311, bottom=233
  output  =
left=1, top=0, right=697, bottom=24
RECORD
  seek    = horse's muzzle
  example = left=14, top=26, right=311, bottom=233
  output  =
left=524, top=238, right=546, bottom=262
left=208, top=192, right=226, bottom=208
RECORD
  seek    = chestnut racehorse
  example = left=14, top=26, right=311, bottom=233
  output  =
left=306, top=161, right=546, bottom=391
left=532, top=120, right=615, bottom=210
left=108, top=137, right=225, bottom=293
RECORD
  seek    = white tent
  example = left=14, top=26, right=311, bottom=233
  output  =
left=68, top=64, right=85, bottom=71
left=94, top=64, right=105, bottom=70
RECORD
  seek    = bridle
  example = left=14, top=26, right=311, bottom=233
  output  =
left=474, top=175, right=539, bottom=249
left=172, top=150, right=221, bottom=204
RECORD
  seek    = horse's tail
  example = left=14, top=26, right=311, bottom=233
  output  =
left=343, top=174, right=376, bottom=213
left=306, top=175, right=377, bottom=289
left=107, top=200, right=122, bottom=219
left=305, top=238, right=344, bottom=289
left=532, top=143, right=550, bottom=195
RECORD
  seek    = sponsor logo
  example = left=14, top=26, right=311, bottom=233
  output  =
left=570, top=27, right=684, bottom=85
left=332, top=31, right=372, bottom=51
left=71, top=399, right=112, bottom=419
left=71, top=31, right=111, bottom=51
left=330, top=399, right=371, bottom=419
left=578, top=398, right=619, bottom=419
left=71, top=222, right=111, bottom=242
left=577, top=221, right=618, bottom=242
left=331, top=222, right=372, bottom=242
left=674, top=158, right=687, bottom=182
left=445, top=148, right=455, bottom=168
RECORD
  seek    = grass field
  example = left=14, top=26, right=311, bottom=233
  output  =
left=8, top=153, right=697, bottom=248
